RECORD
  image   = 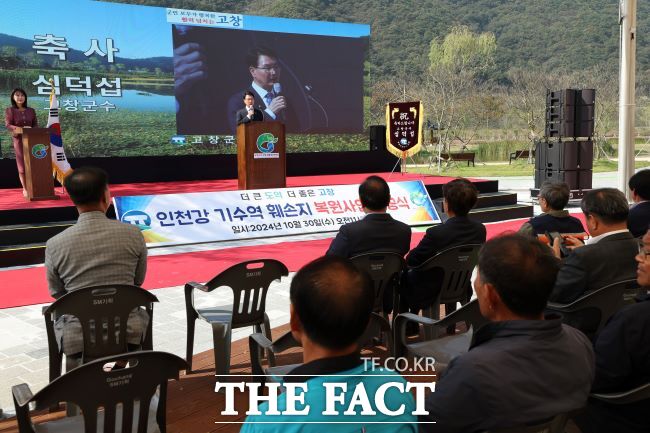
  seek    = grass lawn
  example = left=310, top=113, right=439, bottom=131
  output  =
left=405, top=159, right=650, bottom=177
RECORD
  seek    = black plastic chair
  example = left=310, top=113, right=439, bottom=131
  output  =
left=43, top=285, right=158, bottom=383
left=409, top=244, right=481, bottom=339
left=394, top=299, right=487, bottom=371
left=12, top=351, right=186, bottom=433
left=185, top=259, right=288, bottom=375
left=547, top=278, right=639, bottom=340
left=350, top=251, right=406, bottom=316
left=483, top=413, right=569, bottom=433
left=249, top=313, right=392, bottom=385
left=590, top=382, right=650, bottom=405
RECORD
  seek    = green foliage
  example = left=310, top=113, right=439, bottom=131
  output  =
left=106, top=0, right=650, bottom=88
left=428, top=25, right=496, bottom=74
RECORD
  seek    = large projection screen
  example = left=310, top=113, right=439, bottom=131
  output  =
left=0, top=0, right=370, bottom=158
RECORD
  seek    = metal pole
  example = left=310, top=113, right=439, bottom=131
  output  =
left=618, top=0, right=637, bottom=198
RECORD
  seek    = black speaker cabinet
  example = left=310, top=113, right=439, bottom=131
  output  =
left=545, top=89, right=595, bottom=138
left=369, top=125, right=386, bottom=151
left=535, top=169, right=592, bottom=190
left=536, top=140, right=593, bottom=171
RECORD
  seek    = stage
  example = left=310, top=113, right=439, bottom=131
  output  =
left=0, top=171, right=533, bottom=269
left=0, top=171, right=495, bottom=215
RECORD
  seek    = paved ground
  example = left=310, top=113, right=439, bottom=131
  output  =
left=0, top=275, right=294, bottom=416
left=0, top=169, right=641, bottom=415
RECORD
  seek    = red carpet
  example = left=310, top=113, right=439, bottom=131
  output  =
left=0, top=215, right=555, bottom=310
left=0, top=172, right=481, bottom=211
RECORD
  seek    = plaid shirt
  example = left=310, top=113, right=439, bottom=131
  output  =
left=45, top=211, right=148, bottom=355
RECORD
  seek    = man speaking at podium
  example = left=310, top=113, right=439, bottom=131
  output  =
left=236, top=91, right=264, bottom=126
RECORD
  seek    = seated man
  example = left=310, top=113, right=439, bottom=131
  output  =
left=550, top=188, right=638, bottom=304
left=420, top=234, right=595, bottom=433
left=628, top=169, right=650, bottom=238
left=574, top=229, right=650, bottom=433
left=519, top=181, right=585, bottom=237
left=403, top=178, right=486, bottom=311
left=241, top=256, right=416, bottom=432
left=326, top=175, right=411, bottom=258
left=45, top=167, right=148, bottom=356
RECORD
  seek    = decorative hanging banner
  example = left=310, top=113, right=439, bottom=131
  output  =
left=113, top=180, right=439, bottom=247
left=385, top=101, right=424, bottom=158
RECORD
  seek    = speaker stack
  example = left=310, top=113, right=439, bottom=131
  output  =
left=369, top=125, right=386, bottom=151
left=534, top=89, right=595, bottom=198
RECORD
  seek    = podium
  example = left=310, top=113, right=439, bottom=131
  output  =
left=22, top=127, right=58, bottom=201
left=237, top=121, right=286, bottom=190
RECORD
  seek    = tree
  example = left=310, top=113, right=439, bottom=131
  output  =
left=423, top=26, right=497, bottom=158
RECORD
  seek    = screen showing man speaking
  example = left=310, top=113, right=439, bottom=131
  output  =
left=173, top=23, right=368, bottom=135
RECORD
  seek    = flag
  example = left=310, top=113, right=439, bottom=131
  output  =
left=47, top=85, right=72, bottom=185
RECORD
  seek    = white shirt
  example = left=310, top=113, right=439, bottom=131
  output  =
left=585, top=228, right=630, bottom=245
left=251, top=81, right=277, bottom=120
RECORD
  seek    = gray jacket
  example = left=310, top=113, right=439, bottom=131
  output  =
left=45, top=211, right=148, bottom=355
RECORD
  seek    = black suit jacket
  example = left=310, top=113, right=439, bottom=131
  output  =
left=550, top=231, right=639, bottom=304
left=227, top=87, right=300, bottom=134
left=236, top=107, right=263, bottom=126
left=406, top=216, right=487, bottom=268
left=325, top=213, right=411, bottom=258
left=628, top=201, right=650, bottom=238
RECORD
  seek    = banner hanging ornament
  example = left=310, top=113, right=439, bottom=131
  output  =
left=385, top=101, right=424, bottom=159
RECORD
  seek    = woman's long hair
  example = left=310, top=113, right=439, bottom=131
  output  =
left=10, top=88, right=29, bottom=108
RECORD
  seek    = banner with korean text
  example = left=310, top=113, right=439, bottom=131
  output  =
left=113, top=181, right=439, bottom=246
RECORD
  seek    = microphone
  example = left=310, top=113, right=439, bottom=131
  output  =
left=272, top=82, right=282, bottom=95
left=304, top=84, right=329, bottom=128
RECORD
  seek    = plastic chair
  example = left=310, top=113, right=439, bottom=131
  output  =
left=408, top=244, right=481, bottom=339
left=590, top=382, right=650, bottom=405
left=547, top=278, right=639, bottom=340
left=350, top=251, right=406, bottom=316
left=394, top=299, right=487, bottom=371
left=43, top=285, right=158, bottom=383
left=184, top=259, right=288, bottom=375
left=12, top=351, right=186, bottom=433
left=249, top=313, right=392, bottom=385
left=482, top=413, right=569, bottom=433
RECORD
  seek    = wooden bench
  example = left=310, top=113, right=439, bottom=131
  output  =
left=509, top=149, right=535, bottom=164
left=440, top=152, right=476, bottom=167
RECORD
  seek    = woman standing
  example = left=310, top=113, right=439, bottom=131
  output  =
left=5, top=88, right=38, bottom=198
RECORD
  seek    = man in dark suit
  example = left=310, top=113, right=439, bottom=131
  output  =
left=628, top=169, right=650, bottom=238
left=573, top=229, right=650, bottom=433
left=403, top=178, right=486, bottom=311
left=326, top=176, right=411, bottom=258
left=236, top=91, right=264, bottom=126
left=326, top=176, right=411, bottom=313
left=226, top=46, right=299, bottom=133
left=550, top=188, right=639, bottom=304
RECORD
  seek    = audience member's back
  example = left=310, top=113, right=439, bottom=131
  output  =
left=326, top=175, right=411, bottom=258
left=519, top=181, right=585, bottom=236
left=241, top=256, right=416, bottom=433
left=45, top=166, right=147, bottom=296
left=420, top=235, right=594, bottom=433
left=46, top=216, right=145, bottom=292
left=550, top=188, right=638, bottom=303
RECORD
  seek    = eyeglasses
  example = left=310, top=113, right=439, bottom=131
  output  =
left=639, top=239, right=650, bottom=259
left=254, top=64, right=281, bottom=73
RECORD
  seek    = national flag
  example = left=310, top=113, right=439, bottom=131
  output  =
left=47, top=84, right=72, bottom=185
